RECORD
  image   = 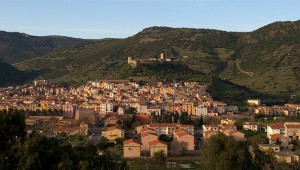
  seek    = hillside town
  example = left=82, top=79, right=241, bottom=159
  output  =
left=1, top=79, right=300, bottom=168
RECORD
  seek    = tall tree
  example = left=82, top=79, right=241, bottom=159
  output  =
left=201, top=133, right=254, bottom=170
left=0, top=109, right=26, bottom=151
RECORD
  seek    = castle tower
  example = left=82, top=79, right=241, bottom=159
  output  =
left=128, top=57, right=132, bottom=64
left=160, top=53, right=166, bottom=61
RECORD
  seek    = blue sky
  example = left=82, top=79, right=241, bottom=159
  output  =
left=0, top=0, right=299, bottom=39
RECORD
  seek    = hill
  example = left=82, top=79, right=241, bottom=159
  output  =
left=13, top=20, right=300, bottom=97
left=0, top=61, right=33, bottom=86
left=0, top=31, right=91, bottom=64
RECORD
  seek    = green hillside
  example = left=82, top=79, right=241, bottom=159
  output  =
left=0, top=61, right=33, bottom=86
left=13, top=20, right=300, bottom=96
left=0, top=31, right=91, bottom=64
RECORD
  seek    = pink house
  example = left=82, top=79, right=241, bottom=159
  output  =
left=173, top=129, right=194, bottom=150
left=141, top=131, right=158, bottom=151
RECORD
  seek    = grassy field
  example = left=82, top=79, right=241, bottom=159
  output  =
left=126, top=156, right=203, bottom=170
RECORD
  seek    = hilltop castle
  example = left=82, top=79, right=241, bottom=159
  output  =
left=128, top=53, right=173, bottom=68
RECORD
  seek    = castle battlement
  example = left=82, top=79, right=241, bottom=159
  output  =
left=128, top=53, right=173, bottom=68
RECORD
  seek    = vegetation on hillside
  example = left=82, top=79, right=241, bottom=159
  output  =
left=0, top=20, right=297, bottom=101
left=0, top=31, right=92, bottom=64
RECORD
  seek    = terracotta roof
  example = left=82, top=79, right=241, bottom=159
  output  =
left=135, top=114, right=150, bottom=122
left=141, top=131, right=158, bottom=137
left=269, top=123, right=285, bottom=129
left=123, top=138, right=142, bottom=145
left=285, top=124, right=300, bottom=128
left=149, top=123, right=193, bottom=128
left=149, top=139, right=167, bottom=146
left=141, top=126, right=156, bottom=133
left=244, top=122, right=259, bottom=125
left=103, top=126, right=123, bottom=131
left=105, top=116, right=119, bottom=122
left=53, top=126, right=81, bottom=132
left=270, top=134, right=281, bottom=141
left=173, top=128, right=193, bottom=137
left=203, top=130, right=218, bottom=136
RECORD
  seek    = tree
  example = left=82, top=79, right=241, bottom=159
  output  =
left=249, top=134, right=268, bottom=148
left=115, top=138, right=124, bottom=146
left=201, top=133, right=254, bottom=170
left=97, top=137, right=115, bottom=150
left=158, top=134, right=172, bottom=143
left=0, top=109, right=26, bottom=151
left=124, top=107, right=137, bottom=115
left=170, top=140, right=188, bottom=156
left=153, top=150, right=167, bottom=166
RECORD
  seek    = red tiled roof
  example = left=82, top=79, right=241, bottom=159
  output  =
left=203, top=130, right=218, bottom=136
left=149, top=123, right=193, bottom=128
left=103, top=126, right=123, bottom=131
left=135, top=114, right=150, bottom=122
left=269, top=123, right=285, bottom=129
left=105, top=116, right=119, bottom=122
left=149, top=139, right=167, bottom=146
left=270, top=134, right=281, bottom=141
left=244, top=122, right=259, bottom=125
left=285, top=125, right=300, bottom=128
left=141, top=131, right=157, bottom=137
left=123, top=138, right=142, bottom=145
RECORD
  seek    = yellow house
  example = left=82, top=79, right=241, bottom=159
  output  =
left=275, top=151, right=299, bottom=163
left=167, top=87, right=174, bottom=94
left=182, top=101, right=195, bottom=115
left=258, top=144, right=280, bottom=152
left=123, top=138, right=142, bottom=158
left=41, top=103, right=48, bottom=110
left=149, top=140, right=168, bottom=157
left=102, top=126, right=124, bottom=141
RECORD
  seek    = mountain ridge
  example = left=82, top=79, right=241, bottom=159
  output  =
left=2, top=20, right=300, bottom=97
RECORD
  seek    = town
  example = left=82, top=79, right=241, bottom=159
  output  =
left=1, top=78, right=300, bottom=169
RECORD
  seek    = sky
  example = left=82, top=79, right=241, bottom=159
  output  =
left=0, top=0, right=299, bottom=39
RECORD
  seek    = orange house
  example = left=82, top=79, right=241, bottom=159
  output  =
left=141, top=131, right=158, bottom=151
left=173, top=129, right=194, bottom=150
left=149, top=140, right=168, bottom=157
left=123, top=138, right=142, bottom=158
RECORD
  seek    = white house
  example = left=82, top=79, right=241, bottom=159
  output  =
left=195, top=105, right=208, bottom=116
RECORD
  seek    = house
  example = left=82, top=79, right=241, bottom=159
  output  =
left=202, top=124, right=220, bottom=133
left=53, top=123, right=88, bottom=136
left=149, top=140, right=168, bottom=157
left=267, top=122, right=300, bottom=141
left=267, top=123, right=285, bottom=138
left=247, top=99, right=261, bottom=106
left=102, top=126, right=124, bottom=141
left=275, top=151, right=299, bottom=163
left=258, top=144, right=299, bottom=163
left=117, top=106, right=125, bottom=115
left=100, top=102, right=114, bottom=115
left=243, top=122, right=260, bottom=131
left=173, top=128, right=194, bottom=150
left=182, top=101, right=195, bottom=115
left=63, top=104, right=78, bottom=117
left=75, top=108, right=98, bottom=125
left=141, top=131, right=158, bottom=151
left=104, top=115, right=122, bottom=126
left=222, top=129, right=244, bottom=141
left=226, top=105, right=239, bottom=114
left=258, top=144, right=280, bottom=152
left=123, top=138, right=142, bottom=158
left=137, top=123, right=194, bottom=136
left=220, top=118, right=236, bottom=125
left=203, top=130, right=218, bottom=141
left=269, top=134, right=289, bottom=145
left=284, top=122, right=300, bottom=140
left=195, top=105, right=208, bottom=116
left=203, top=124, right=244, bottom=141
